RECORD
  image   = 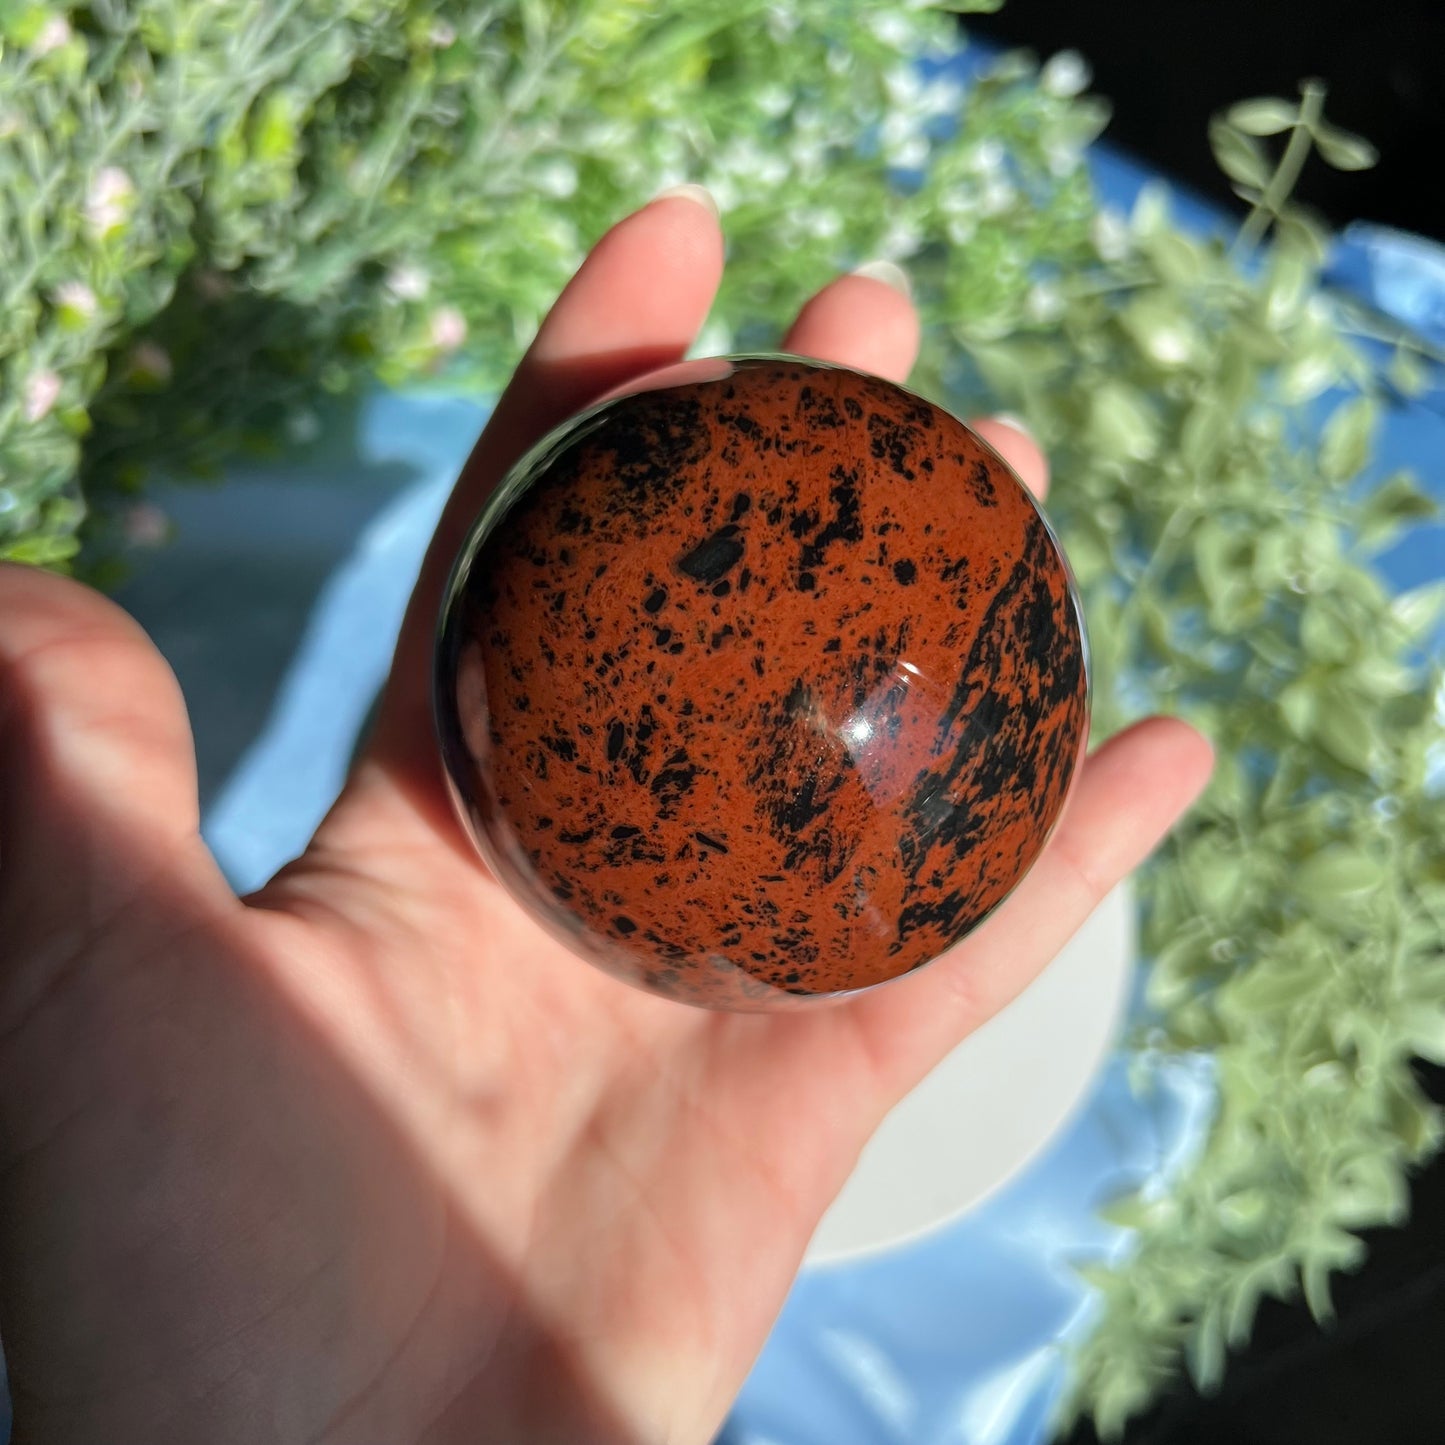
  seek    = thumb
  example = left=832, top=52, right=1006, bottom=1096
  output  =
left=0, top=562, right=204, bottom=922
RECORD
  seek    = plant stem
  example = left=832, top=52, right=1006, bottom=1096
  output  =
left=1236, top=80, right=1327, bottom=256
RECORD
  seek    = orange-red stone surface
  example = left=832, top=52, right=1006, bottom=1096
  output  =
left=435, top=357, right=1088, bottom=1009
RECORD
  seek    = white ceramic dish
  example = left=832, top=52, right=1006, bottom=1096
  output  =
left=806, top=883, right=1134, bottom=1263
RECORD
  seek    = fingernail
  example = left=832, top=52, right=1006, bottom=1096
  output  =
left=850, top=258, right=913, bottom=298
left=649, top=182, right=720, bottom=219
left=990, top=411, right=1034, bottom=438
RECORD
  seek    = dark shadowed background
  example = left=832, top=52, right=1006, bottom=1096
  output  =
left=972, top=0, right=1444, bottom=242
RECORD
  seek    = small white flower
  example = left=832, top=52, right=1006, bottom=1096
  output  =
left=429, top=20, right=457, bottom=47
left=31, top=15, right=72, bottom=55
left=385, top=264, right=428, bottom=301
left=122, top=503, right=169, bottom=547
left=720, top=136, right=769, bottom=179
left=766, top=3, right=799, bottom=42
left=755, top=84, right=792, bottom=120
left=889, top=133, right=930, bottom=171
left=787, top=136, right=827, bottom=182
left=1040, top=50, right=1091, bottom=99
left=964, top=138, right=1005, bottom=176
left=700, top=175, right=739, bottom=212
left=941, top=186, right=975, bottom=219
left=85, top=166, right=135, bottom=237
left=806, top=210, right=843, bottom=240
left=946, top=213, right=977, bottom=246
left=285, top=408, right=322, bottom=445
left=1146, top=325, right=1193, bottom=367
left=581, top=119, right=629, bottom=152
left=1025, top=281, right=1065, bottom=324
left=884, top=64, right=924, bottom=110
left=128, top=341, right=172, bottom=384
left=1044, top=138, right=1081, bottom=178
left=23, top=370, right=62, bottom=423
left=193, top=269, right=234, bottom=301
left=53, top=280, right=98, bottom=320
left=792, top=103, right=823, bottom=135
left=869, top=12, right=916, bottom=49
left=429, top=306, right=467, bottom=352
left=978, top=175, right=1016, bottom=216
left=880, top=111, right=913, bottom=150
left=535, top=157, right=578, bottom=199
left=753, top=153, right=790, bottom=188
left=1090, top=208, right=1130, bottom=262
left=878, top=218, right=923, bottom=261
left=920, top=75, right=965, bottom=116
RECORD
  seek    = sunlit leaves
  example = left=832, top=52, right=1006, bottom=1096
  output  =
left=1318, top=394, right=1378, bottom=483
left=1313, top=121, right=1378, bottom=171
left=1017, top=76, right=1443, bottom=1445
left=1226, top=97, right=1298, bottom=136
left=1208, top=118, right=1271, bottom=189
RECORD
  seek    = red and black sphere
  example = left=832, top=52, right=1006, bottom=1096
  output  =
left=435, top=356, right=1088, bottom=1010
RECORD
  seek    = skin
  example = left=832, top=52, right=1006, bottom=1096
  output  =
left=0, top=192, right=1213, bottom=1445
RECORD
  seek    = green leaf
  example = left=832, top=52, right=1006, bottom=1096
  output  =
left=1302, top=1257, right=1336, bottom=1323
left=0, top=532, right=82, bottom=565
left=1313, top=121, right=1379, bottom=171
left=1097, top=1193, right=1152, bottom=1230
left=1185, top=1301, right=1227, bottom=1394
left=1221, top=1271, right=1262, bottom=1348
left=1390, top=581, right=1445, bottom=639
left=1314, top=695, right=1379, bottom=774
left=1119, top=293, right=1199, bottom=368
left=1086, top=381, right=1159, bottom=461
left=1295, top=846, right=1386, bottom=899
left=1142, top=228, right=1209, bottom=287
left=1384, top=1079, right=1444, bottom=1155
left=1192, top=520, right=1249, bottom=609
left=1208, top=119, right=1271, bottom=189
left=1264, top=245, right=1313, bottom=324
left=1331, top=1154, right=1409, bottom=1226
left=1218, top=1187, right=1271, bottom=1234
left=1130, top=181, right=1172, bottom=237
left=1359, top=470, right=1438, bottom=549
left=1405, top=1006, right=1445, bottom=1066
left=1387, top=347, right=1430, bottom=397
left=1318, top=395, right=1378, bottom=483
left=1300, top=600, right=1354, bottom=663
left=1273, top=211, right=1331, bottom=265
left=1226, top=97, right=1298, bottom=136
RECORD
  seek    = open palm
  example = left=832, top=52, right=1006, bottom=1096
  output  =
left=0, top=191, right=1212, bottom=1445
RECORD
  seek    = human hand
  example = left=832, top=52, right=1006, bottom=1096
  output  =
left=0, top=189, right=1212, bottom=1444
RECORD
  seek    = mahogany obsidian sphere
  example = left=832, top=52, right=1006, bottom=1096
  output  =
left=434, top=356, right=1089, bottom=1010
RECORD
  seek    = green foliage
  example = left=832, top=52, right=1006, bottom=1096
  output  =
left=1, top=7, right=1441, bottom=1436
left=1010, top=93, right=1444, bottom=1438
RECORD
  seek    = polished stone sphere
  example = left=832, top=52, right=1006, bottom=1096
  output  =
left=434, top=356, right=1088, bottom=1010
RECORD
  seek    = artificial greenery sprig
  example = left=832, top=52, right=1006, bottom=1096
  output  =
left=1020, top=86, right=1445, bottom=1436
